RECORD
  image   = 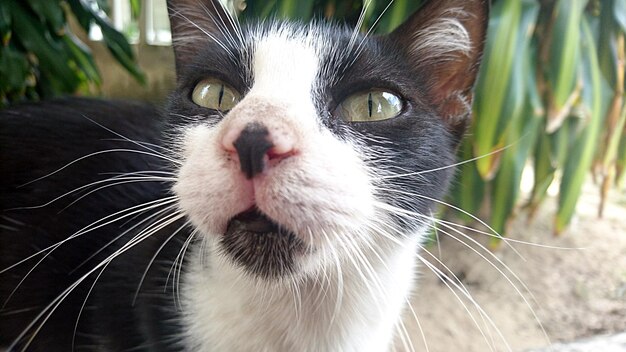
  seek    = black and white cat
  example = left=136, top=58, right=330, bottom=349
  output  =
left=0, top=0, right=488, bottom=350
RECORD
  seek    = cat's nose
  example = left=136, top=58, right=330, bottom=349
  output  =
left=222, top=122, right=295, bottom=179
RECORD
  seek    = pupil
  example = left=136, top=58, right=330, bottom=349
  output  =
left=367, top=93, right=373, bottom=117
left=218, top=84, right=225, bottom=107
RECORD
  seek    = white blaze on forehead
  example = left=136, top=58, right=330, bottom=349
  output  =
left=250, top=33, right=319, bottom=102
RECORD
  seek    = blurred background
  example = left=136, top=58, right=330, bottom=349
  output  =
left=1, top=0, right=625, bottom=351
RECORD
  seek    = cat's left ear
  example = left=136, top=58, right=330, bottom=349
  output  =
left=166, top=0, right=237, bottom=75
left=389, top=0, right=489, bottom=137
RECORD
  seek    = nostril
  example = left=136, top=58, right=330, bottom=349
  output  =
left=267, top=146, right=296, bottom=161
left=267, top=135, right=295, bottom=161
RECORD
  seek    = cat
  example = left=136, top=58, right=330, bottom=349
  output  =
left=0, top=0, right=488, bottom=350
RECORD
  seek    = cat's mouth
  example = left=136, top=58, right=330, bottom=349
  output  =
left=225, top=208, right=280, bottom=236
left=220, top=208, right=306, bottom=278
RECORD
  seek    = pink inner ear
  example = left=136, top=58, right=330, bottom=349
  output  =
left=432, top=65, right=476, bottom=121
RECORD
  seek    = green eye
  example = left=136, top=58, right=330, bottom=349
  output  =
left=192, top=78, right=240, bottom=111
left=339, top=90, right=403, bottom=122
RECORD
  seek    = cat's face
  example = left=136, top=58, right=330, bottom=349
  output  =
left=166, top=0, right=487, bottom=279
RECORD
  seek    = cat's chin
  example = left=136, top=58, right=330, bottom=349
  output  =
left=219, top=208, right=308, bottom=279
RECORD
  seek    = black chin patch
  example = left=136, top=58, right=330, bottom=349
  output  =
left=220, top=209, right=306, bottom=279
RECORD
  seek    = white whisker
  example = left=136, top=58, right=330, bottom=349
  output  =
left=133, top=220, right=191, bottom=304
left=17, top=149, right=179, bottom=190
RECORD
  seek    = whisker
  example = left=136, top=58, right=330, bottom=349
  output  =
left=17, top=149, right=180, bottom=189
left=72, top=261, right=111, bottom=351
left=58, top=177, right=175, bottom=213
left=435, top=218, right=584, bottom=250
left=369, top=200, right=550, bottom=350
left=427, top=220, right=551, bottom=345
left=416, top=254, right=506, bottom=352
left=1, top=198, right=179, bottom=310
left=79, top=115, right=176, bottom=163
left=12, top=176, right=148, bottom=211
left=133, top=220, right=191, bottom=305
left=0, top=196, right=178, bottom=275
left=347, top=0, right=396, bottom=68
left=174, top=230, right=199, bottom=308
left=105, top=139, right=179, bottom=157
left=403, top=297, right=429, bottom=352
left=347, top=0, right=371, bottom=51
left=7, top=211, right=185, bottom=351
left=320, top=230, right=343, bottom=331
left=365, top=217, right=498, bottom=351
left=71, top=204, right=181, bottom=275
left=373, top=191, right=523, bottom=257
left=168, top=8, right=236, bottom=59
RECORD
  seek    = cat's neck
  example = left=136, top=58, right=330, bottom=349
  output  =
left=181, top=232, right=422, bottom=351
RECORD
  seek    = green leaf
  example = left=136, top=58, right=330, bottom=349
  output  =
left=98, top=19, right=145, bottom=84
left=241, top=0, right=277, bottom=20
left=598, top=0, right=618, bottom=87
left=10, top=2, right=81, bottom=94
left=0, top=1, right=11, bottom=43
left=0, top=45, right=29, bottom=92
left=26, top=0, right=66, bottom=34
left=66, top=0, right=92, bottom=30
left=615, top=0, right=626, bottom=33
left=62, top=32, right=101, bottom=84
left=490, top=39, right=543, bottom=237
left=66, top=0, right=145, bottom=84
left=276, top=0, right=314, bottom=20
left=490, top=112, right=541, bottom=237
left=449, top=138, right=485, bottom=223
left=129, top=0, right=141, bottom=20
left=472, top=0, right=539, bottom=180
left=549, top=116, right=580, bottom=168
left=546, top=0, right=587, bottom=131
left=527, top=127, right=556, bottom=217
left=376, top=0, right=421, bottom=34
left=556, top=16, right=609, bottom=233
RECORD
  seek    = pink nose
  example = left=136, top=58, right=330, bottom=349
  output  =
left=221, top=122, right=295, bottom=179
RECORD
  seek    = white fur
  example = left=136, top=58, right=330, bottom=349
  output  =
left=184, top=232, right=421, bottom=352
left=410, top=8, right=471, bottom=64
left=174, top=28, right=424, bottom=351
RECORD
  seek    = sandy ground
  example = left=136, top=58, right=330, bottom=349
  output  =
left=401, top=182, right=626, bottom=352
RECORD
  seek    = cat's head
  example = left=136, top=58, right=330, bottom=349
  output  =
left=166, top=0, right=488, bottom=279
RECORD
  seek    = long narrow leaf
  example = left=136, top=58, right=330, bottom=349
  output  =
left=472, top=0, right=522, bottom=180
left=545, top=0, right=587, bottom=132
left=449, top=138, right=485, bottom=223
left=527, top=128, right=556, bottom=218
left=66, top=0, right=145, bottom=84
left=556, top=16, right=608, bottom=233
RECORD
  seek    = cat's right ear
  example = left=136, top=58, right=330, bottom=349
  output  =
left=388, top=0, right=489, bottom=139
left=166, top=0, right=237, bottom=74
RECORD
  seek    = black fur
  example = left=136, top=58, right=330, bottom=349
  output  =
left=0, top=98, right=186, bottom=350
left=221, top=210, right=306, bottom=279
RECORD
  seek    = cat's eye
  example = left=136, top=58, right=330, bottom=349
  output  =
left=338, top=90, right=403, bottom=122
left=192, top=78, right=240, bottom=111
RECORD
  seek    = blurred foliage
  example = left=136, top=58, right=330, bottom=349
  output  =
left=1, top=0, right=625, bottom=237
left=461, top=0, right=625, bottom=238
left=0, top=0, right=144, bottom=108
left=239, top=0, right=626, bottom=237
